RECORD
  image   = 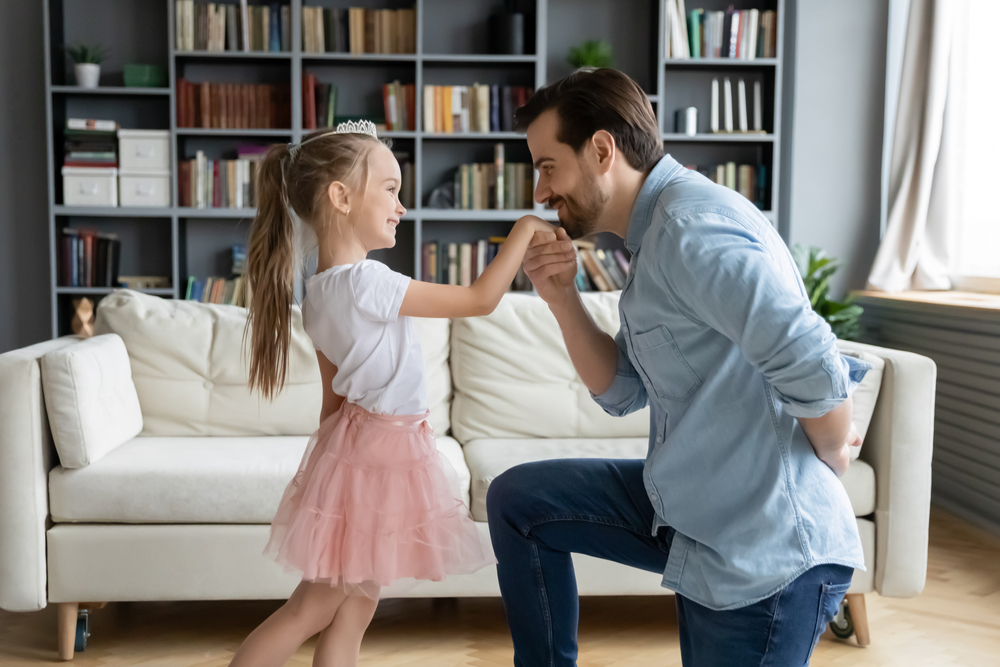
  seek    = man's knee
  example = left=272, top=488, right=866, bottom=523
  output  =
left=486, top=461, right=547, bottom=528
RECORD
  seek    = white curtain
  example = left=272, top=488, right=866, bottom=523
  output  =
left=867, top=0, right=968, bottom=292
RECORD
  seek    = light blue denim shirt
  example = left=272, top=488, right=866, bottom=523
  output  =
left=593, top=155, right=869, bottom=611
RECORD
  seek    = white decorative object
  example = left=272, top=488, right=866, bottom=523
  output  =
left=710, top=78, right=719, bottom=133
left=738, top=78, right=748, bottom=132
left=41, top=334, right=143, bottom=468
left=119, top=171, right=171, bottom=207
left=117, top=129, right=170, bottom=171
left=753, top=80, right=763, bottom=131
left=335, top=119, right=378, bottom=138
left=684, top=107, right=698, bottom=136
left=723, top=77, right=733, bottom=132
left=74, top=63, right=100, bottom=88
left=62, top=166, right=118, bottom=207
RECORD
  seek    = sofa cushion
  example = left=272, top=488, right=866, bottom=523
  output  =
left=463, top=438, right=876, bottom=523
left=94, top=290, right=452, bottom=437
left=463, top=438, right=649, bottom=521
left=450, top=292, right=649, bottom=443
left=836, top=343, right=885, bottom=461
left=40, top=334, right=143, bottom=468
left=48, top=435, right=470, bottom=523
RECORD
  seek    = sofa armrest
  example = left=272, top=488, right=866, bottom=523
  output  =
left=0, top=336, right=80, bottom=611
left=841, top=340, right=937, bottom=598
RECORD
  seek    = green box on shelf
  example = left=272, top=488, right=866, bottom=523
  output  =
left=123, top=64, right=167, bottom=88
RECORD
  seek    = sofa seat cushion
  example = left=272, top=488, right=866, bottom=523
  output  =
left=49, top=435, right=470, bottom=523
left=463, top=438, right=649, bottom=521
left=463, top=439, right=876, bottom=523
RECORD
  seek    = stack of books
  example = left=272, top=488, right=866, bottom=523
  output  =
left=421, top=239, right=532, bottom=291
left=423, top=85, right=533, bottom=134
left=178, top=145, right=268, bottom=209
left=301, top=6, right=416, bottom=54
left=445, top=144, right=533, bottom=211
left=684, top=162, right=767, bottom=209
left=574, top=240, right=629, bottom=292
left=301, top=75, right=338, bottom=130
left=665, top=3, right=777, bottom=60
left=64, top=118, right=118, bottom=168
left=58, top=228, right=121, bottom=288
left=185, top=245, right=249, bottom=306
left=176, top=79, right=291, bottom=129
left=175, top=1, right=290, bottom=52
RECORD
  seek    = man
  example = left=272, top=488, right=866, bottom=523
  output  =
left=488, top=68, right=869, bottom=666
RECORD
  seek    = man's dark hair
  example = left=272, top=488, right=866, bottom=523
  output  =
left=515, top=68, right=664, bottom=172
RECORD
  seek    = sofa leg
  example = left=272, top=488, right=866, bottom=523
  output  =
left=57, top=602, right=79, bottom=660
left=846, top=593, right=870, bottom=647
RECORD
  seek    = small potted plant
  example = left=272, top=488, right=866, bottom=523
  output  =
left=792, top=244, right=864, bottom=340
left=567, top=40, right=615, bottom=69
left=67, top=44, right=108, bottom=89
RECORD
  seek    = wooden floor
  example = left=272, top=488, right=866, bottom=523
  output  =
left=2, top=506, right=999, bottom=666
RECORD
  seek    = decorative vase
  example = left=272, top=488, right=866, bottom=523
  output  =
left=74, top=63, right=100, bottom=89
left=488, top=13, right=524, bottom=55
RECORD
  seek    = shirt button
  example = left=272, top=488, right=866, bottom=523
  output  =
left=203, top=380, right=214, bottom=390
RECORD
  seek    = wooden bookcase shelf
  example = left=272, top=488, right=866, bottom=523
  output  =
left=43, top=0, right=785, bottom=338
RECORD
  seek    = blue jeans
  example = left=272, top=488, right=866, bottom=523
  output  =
left=486, top=459, right=853, bottom=667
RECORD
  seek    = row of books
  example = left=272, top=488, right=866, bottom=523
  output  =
left=185, top=276, right=249, bottom=306
left=302, top=6, right=416, bottom=54
left=451, top=150, right=534, bottom=210
left=666, top=3, right=777, bottom=60
left=420, top=240, right=532, bottom=291
left=302, top=75, right=338, bottom=130
left=423, top=85, right=533, bottom=134
left=63, top=118, right=118, bottom=168
left=175, top=1, right=289, bottom=52
left=58, top=228, right=121, bottom=288
left=685, top=162, right=767, bottom=209
left=574, top=240, right=630, bottom=292
left=178, top=147, right=266, bottom=209
left=176, top=80, right=291, bottom=130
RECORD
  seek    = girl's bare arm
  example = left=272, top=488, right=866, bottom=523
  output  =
left=399, top=216, right=574, bottom=319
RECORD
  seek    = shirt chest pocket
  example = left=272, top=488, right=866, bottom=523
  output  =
left=630, top=325, right=702, bottom=403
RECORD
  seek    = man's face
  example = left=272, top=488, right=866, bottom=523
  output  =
left=526, top=109, right=610, bottom=240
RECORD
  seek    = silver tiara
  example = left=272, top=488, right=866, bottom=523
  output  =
left=335, top=119, right=378, bottom=138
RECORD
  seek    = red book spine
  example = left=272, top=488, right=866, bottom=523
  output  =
left=213, top=161, right=221, bottom=207
left=179, top=161, right=190, bottom=206
left=304, top=75, right=316, bottom=130
left=200, top=82, right=210, bottom=128
left=405, top=84, right=416, bottom=131
left=187, top=80, right=196, bottom=128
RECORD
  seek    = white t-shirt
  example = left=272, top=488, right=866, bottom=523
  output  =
left=302, top=260, right=427, bottom=416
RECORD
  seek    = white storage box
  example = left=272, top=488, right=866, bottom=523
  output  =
left=119, top=170, right=171, bottom=207
left=62, top=167, right=118, bottom=207
left=117, top=129, right=170, bottom=172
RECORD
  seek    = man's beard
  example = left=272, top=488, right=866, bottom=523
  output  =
left=549, top=172, right=609, bottom=240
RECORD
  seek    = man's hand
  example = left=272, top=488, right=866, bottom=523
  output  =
left=797, top=398, right=856, bottom=477
left=523, top=226, right=578, bottom=306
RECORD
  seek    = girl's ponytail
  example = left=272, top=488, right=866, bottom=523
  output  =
left=244, top=143, right=296, bottom=401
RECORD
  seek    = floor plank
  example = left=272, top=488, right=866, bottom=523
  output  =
left=2, top=506, right=998, bottom=666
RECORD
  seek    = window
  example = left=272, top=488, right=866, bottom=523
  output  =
left=952, top=0, right=1000, bottom=288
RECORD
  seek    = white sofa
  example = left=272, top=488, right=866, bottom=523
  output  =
left=0, top=289, right=936, bottom=660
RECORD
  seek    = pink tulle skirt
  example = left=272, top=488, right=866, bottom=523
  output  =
left=263, top=401, right=495, bottom=598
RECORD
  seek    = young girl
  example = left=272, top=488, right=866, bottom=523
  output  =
left=229, top=122, right=571, bottom=667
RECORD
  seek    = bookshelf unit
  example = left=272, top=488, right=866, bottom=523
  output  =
left=43, top=0, right=785, bottom=338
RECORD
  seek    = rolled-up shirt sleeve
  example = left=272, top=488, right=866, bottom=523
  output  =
left=591, top=328, right=649, bottom=417
left=656, top=213, right=870, bottom=418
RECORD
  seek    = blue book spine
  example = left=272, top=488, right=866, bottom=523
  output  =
left=270, top=5, right=281, bottom=52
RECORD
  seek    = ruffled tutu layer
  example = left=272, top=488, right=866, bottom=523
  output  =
left=263, top=401, right=495, bottom=597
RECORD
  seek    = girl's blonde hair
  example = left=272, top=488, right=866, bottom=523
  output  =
left=243, top=130, right=385, bottom=400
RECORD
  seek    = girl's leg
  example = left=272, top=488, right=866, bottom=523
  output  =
left=312, top=590, right=380, bottom=667
left=228, top=580, right=348, bottom=667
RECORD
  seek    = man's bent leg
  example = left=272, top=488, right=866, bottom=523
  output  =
left=675, top=563, right=853, bottom=666
left=486, top=459, right=671, bottom=667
